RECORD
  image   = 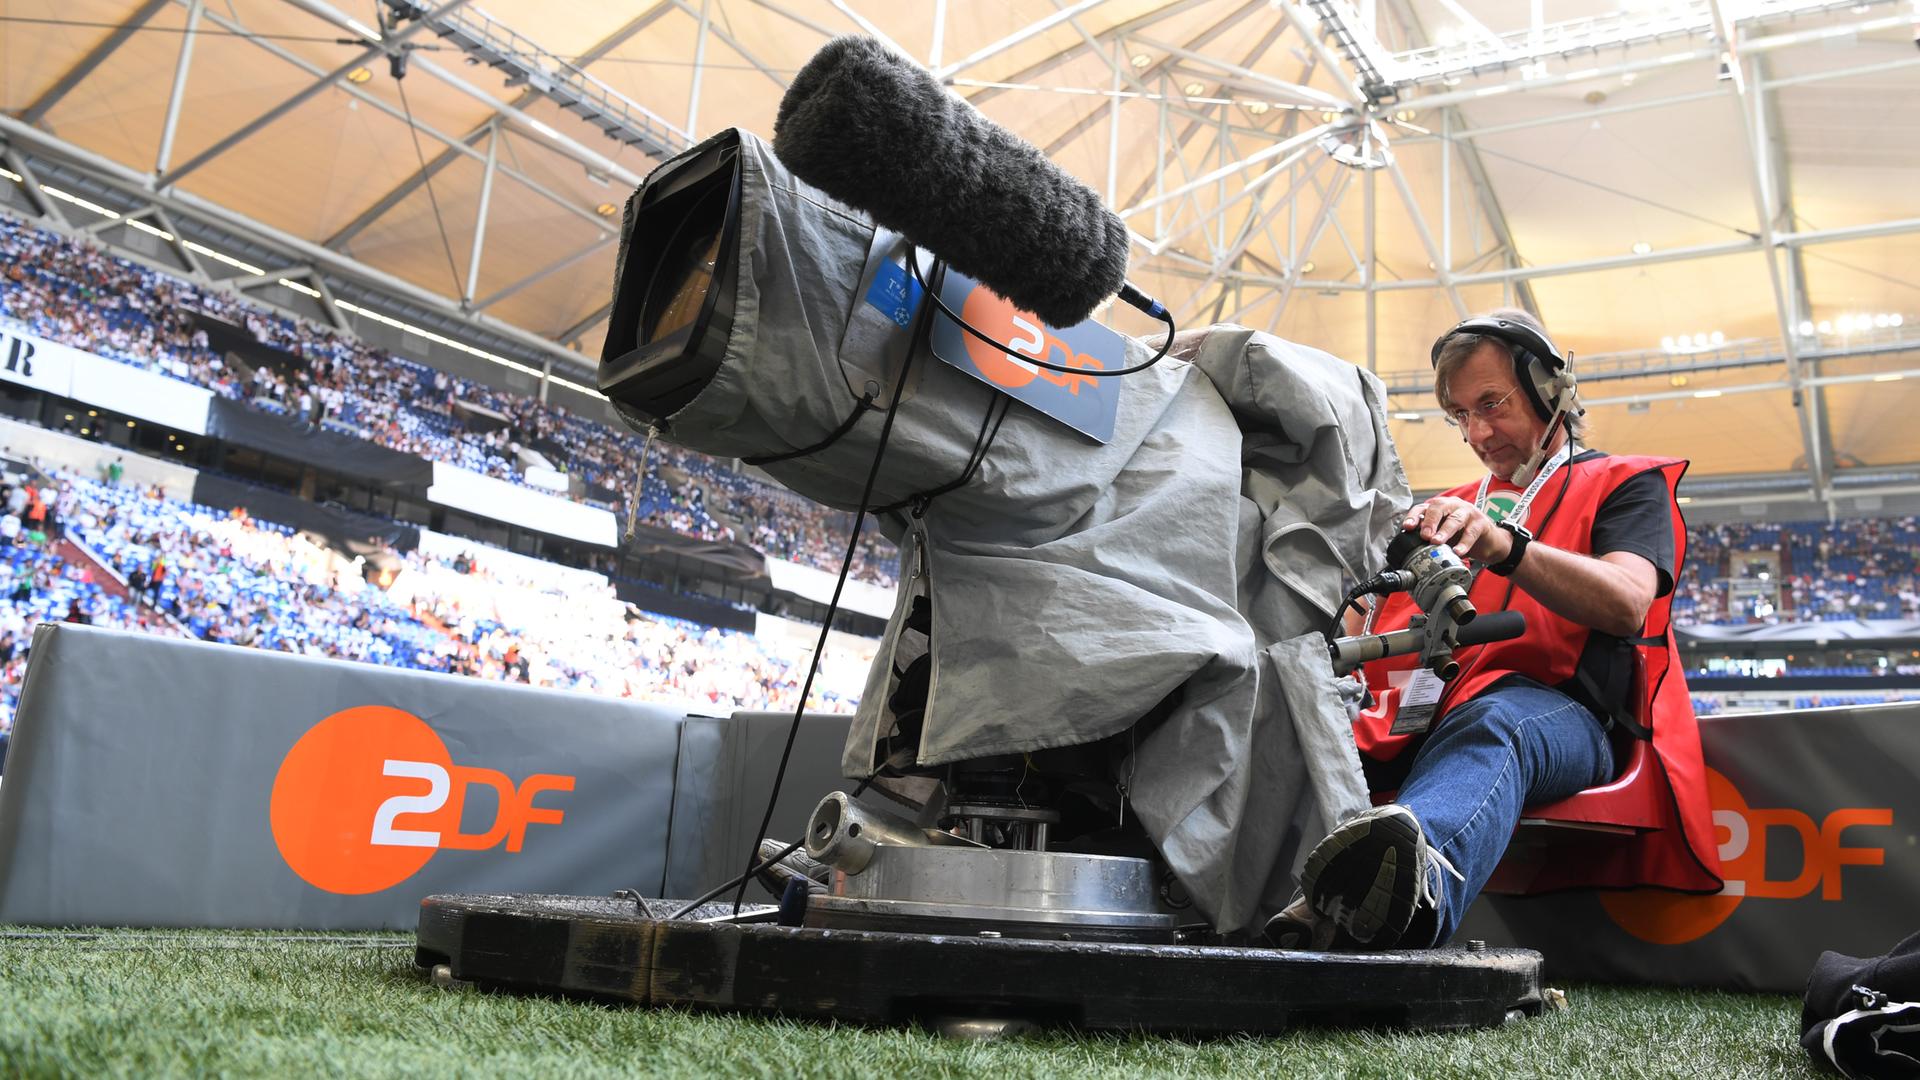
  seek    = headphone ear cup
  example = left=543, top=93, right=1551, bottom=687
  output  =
left=1512, top=347, right=1557, bottom=421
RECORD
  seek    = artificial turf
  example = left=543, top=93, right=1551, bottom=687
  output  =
left=0, top=928, right=1822, bottom=1079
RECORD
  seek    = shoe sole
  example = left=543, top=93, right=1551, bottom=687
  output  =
left=1301, top=809, right=1422, bottom=948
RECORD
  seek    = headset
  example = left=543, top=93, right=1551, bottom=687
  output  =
left=1430, top=314, right=1582, bottom=484
left=1429, top=315, right=1578, bottom=422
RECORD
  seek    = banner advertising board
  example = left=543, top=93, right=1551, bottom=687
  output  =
left=0, top=625, right=692, bottom=929
left=1459, top=702, right=1918, bottom=992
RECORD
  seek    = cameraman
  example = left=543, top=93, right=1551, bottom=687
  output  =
left=1285, top=308, right=1718, bottom=949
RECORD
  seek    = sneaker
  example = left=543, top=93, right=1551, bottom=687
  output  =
left=1260, top=894, right=1341, bottom=951
left=1300, top=804, right=1459, bottom=949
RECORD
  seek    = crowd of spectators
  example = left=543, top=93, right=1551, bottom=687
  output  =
left=1674, top=516, right=1920, bottom=627
left=0, top=213, right=899, bottom=586
left=0, top=468, right=868, bottom=742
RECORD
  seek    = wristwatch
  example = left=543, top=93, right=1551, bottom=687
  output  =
left=1487, top=521, right=1533, bottom=577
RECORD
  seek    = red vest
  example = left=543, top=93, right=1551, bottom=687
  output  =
left=1354, top=453, right=1722, bottom=893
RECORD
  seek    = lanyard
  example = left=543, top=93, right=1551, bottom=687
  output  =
left=1472, top=440, right=1574, bottom=530
left=1360, top=441, right=1574, bottom=636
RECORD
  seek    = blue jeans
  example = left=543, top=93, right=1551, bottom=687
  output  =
left=1394, top=678, right=1614, bottom=945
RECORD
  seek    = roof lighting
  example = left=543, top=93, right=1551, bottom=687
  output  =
left=1798, top=320, right=1815, bottom=336
left=0, top=167, right=21, bottom=182
left=332, top=299, right=601, bottom=398
left=595, top=202, right=619, bottom=217
left=1130, top=53, right=1153, bottom=68
left=345, top=67, right=373, bottom=85
left=127, top=219, right=175, bottom=241
left=39, top=185, right=120, bottom=219
left=182, top=241, right=265, bottom=276
left=1299, top=260, right=1315, bottom=274
left=1873, top=373, right=1904, bottom=382
left=1184, top=81, right=1205, bottom=96
left=1393, top=411, right=1424, bottom=421
left=1694, top=389, right=1722, bottom=398
left=1631, top=241, right=1652, bottom=255
left=1245, top=101, right=1270, bottom=115
left=277, top=278, right=323, bottom=298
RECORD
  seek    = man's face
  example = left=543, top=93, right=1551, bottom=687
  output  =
left=1442, top=342, right=1551, bottom=481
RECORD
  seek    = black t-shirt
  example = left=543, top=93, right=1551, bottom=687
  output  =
left=1535, top=449, right=1677, bottom=722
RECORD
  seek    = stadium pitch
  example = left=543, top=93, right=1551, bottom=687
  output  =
left=0, top=927, right=1820, bottom=1078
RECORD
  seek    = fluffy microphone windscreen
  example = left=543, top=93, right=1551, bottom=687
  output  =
left=773, top=36, right=1130, bottom=329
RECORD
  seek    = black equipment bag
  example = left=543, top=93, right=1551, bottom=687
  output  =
left=1802, top=929, right=1920, bottom=1078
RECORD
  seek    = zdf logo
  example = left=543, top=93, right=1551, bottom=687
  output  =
left=1601, top=767, right=1892, bottom=944
left=269, top=706, right=575, bottom=895
left=960, top=286, right=1106, bottom=394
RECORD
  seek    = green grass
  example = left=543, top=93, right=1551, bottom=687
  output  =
left=0, top=928, right=1820, bottom=1079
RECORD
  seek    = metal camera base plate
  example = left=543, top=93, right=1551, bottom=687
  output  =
left=415, top=893, right=1546, bottom=1035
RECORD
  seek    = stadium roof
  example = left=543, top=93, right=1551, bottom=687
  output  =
left=2, top=0, right=1917, bottom=493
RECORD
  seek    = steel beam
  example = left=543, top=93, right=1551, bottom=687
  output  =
left=667, top=1, right=788, bottom=88
left=309, top=271, right=353, bottom=333
left=827, top=0, right=908, bottom=59
left=188, top=4, right=609, bottom=236
left=160, top=0, right=473, bottom=188
left=561, top=302, right=612, bottom=345
left=936, top=0, right=1115, bottom=81
left=150, top=206, right=208, bottom=280
left=154, top=0, right=205, bottom=176
left=686, top=0, right=712, bottom=138
left=1123, top=122, right=1333, bottom=227
left=322, top=1, right=676, bottom=252
left=1095, top=1, right=1275, bottom=199
left=1132, top=34, right=1350, bottom=109
left=463, top=124, right=499, bottom=304
left=1382, top=0, right=1535, bottom=314
left=962, top=0, right=1219, bottom=109
left=1383, top=149, right=1466, bottom=318
left=1274, top=2, right=1368, bottom=106
left=1365, top=165, right=1376, bottom=370
left=472, top=232, right=614, bottom=311
left=0, top=114, right=598, bottom=381
left=2, top=149, right=67, bottom=226
left=19, top=0, right=173, bottom=126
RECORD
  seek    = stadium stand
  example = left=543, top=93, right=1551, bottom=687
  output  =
left=1674, top=516, right=1920, bottom=626
left=0, top=213, right=899, bottom=587
left=0, top=467, right=868, bottom=741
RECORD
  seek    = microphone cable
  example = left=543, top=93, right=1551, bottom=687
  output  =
left=722, top=250, right=936, bottom=916
left=904, top=254, right=1177, bottom=378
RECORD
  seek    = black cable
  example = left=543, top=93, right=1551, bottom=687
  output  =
left=667, top=769, right=880, bottom=920
left=726, top=249, right=934, bottom=914
left=903, top=253, right=1176, bottom=378
left=870, top=389, right=1010, bottom=516
left=392, top=75, right=465, bottom=300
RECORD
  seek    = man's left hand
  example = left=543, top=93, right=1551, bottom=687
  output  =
left=1404, top=496, right=1513, bottom=565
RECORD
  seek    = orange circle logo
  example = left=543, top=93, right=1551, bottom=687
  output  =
left=269, top=706, right=455, bottom=895
left=961, top=285, right=1044, bottom=389
left=1600, top=768, right=1747, bottom=944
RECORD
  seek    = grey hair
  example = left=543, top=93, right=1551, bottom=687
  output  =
left=1433, top=307, right=1589, bottom=439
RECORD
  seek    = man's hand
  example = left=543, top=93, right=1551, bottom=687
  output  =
left=1404, top=496, right=1661, bottom=637
left=1403, top=496, right=1512, bottom=565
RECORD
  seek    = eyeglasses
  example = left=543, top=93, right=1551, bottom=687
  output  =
left=1442, top=385, right=1523, bottom=428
